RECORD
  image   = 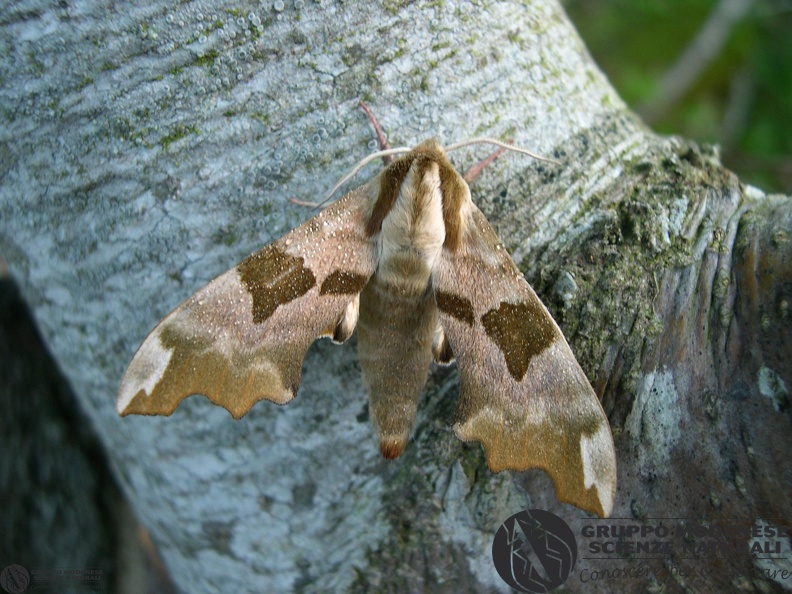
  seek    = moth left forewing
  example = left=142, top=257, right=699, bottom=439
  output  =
left=117, top=184, right=378, bottom=419
left=433, top=206, right=617, bottom=517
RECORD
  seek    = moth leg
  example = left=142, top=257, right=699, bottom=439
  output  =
left=292, top=103, right=391, bottom=207
left=432, top=324, right=454, bottom=365
left=358, top=100, right=394, bottom=163
left=321, top=295, right=360, bottom=344
left=291, top=102, right=392, bottom=209
left=462, top=138, right=514, bottom=184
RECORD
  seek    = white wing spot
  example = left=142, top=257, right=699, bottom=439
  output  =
left=580, top=423, right=615, bottom=517
left=117, top=330, right=174, bottom=413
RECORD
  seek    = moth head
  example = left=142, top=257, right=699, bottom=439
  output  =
left=364, top=140, right=471, bottom=251
left=320, top=137, right=558, bottom=213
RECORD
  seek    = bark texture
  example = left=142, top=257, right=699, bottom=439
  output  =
left=0, top=277, right=121, bottom=593
left=1, top=1, right=789, bottom=593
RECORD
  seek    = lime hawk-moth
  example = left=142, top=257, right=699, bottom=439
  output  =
left=117, top=138, right=617, bottom=518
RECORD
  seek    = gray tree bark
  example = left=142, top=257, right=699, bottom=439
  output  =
left=1, top=1, right=789, bottom=593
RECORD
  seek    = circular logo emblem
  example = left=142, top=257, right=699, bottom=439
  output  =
left=0, top=565, right=30, bottom=594
left=492, top=509, right=577, bottom=593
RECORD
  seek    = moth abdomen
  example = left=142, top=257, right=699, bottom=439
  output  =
left=357, top=272, right=438, bottom=459
left=357, top=151, right=459, bottom=458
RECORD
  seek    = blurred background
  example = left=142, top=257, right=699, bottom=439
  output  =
left=565, top=0, right=792, bottom=195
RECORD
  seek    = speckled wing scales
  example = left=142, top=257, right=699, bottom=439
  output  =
left=117, top=185, right=378, bottom=419
left=433, top=206, right=617, bottom=517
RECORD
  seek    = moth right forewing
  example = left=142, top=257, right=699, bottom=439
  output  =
left=433, top=206, right=617, bottom=518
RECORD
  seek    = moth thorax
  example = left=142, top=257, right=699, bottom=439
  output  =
left=377, top=161, right=446, bottom=288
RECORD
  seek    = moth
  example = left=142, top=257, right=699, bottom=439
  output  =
left=117, top=138, right=617, bottom=518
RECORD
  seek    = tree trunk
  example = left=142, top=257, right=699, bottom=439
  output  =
left=1, top=1, right=789, bottom=593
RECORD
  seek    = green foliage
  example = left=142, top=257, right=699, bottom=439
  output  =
left=566, top=0, right=792, bottom=194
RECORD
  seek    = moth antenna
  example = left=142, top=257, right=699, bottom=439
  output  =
left=445, top=137, right=561, bottom=165
left=312, top=146, right=412, bottom=210
left=288, top=196, right=322, bottom=208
